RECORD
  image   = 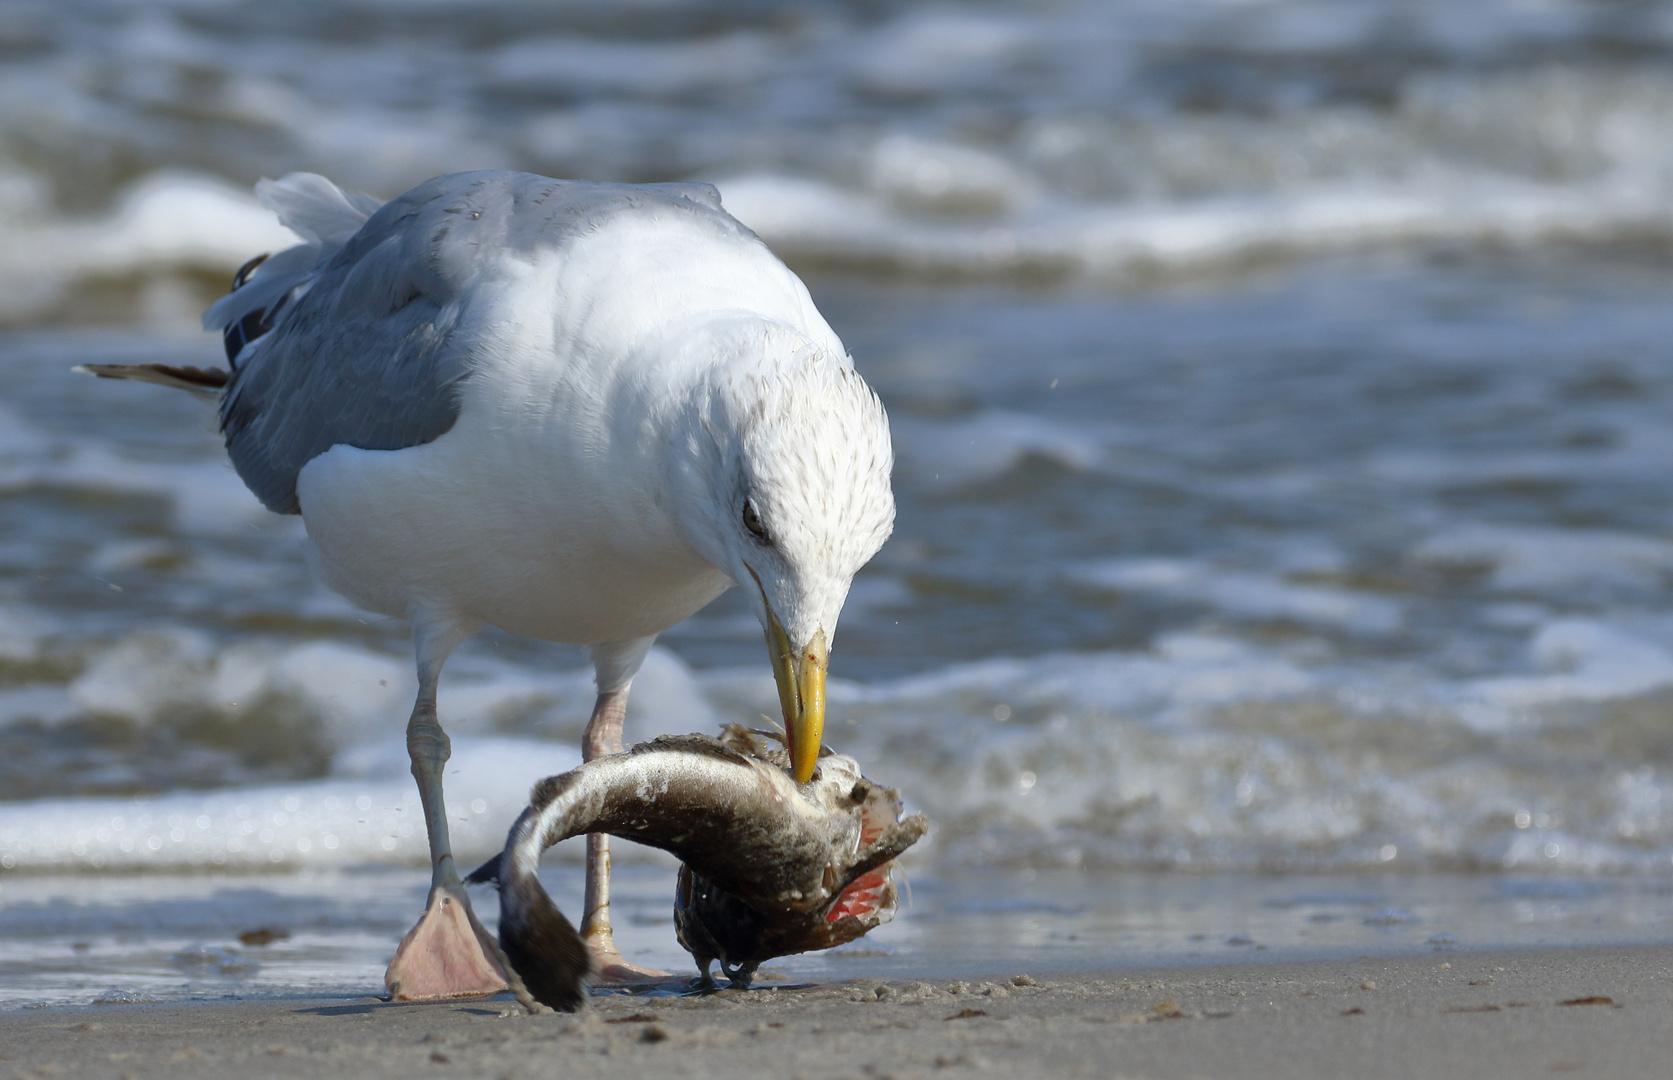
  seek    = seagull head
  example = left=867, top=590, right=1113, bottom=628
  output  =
left=670, top=322, right=895, bottom=782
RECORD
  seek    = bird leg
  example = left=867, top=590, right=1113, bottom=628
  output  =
left=384, top=664, right=509, bottom=1001
left=581, top=686, right=672, bottom=983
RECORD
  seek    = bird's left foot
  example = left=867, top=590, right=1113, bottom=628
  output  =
left=385, top=881, right=510, bottom=1000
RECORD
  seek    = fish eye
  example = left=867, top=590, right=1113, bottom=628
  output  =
left=742, top=499, right=769, bottom=543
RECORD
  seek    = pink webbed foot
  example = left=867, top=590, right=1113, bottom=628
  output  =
left=586, top=934, right=675, bottom=986
left=385, top=881, right=509, bottom=1001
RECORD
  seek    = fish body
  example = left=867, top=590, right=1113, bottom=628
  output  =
left=468, top=726, right=927, bottom=1009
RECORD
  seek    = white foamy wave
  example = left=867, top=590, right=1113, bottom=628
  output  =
left=36, top=629, right=709, bottom=749
left=891, top=411, right=1105, bottom=484
left=851, top=9, right=1035, bottom=100
left=0, top=737, right=578, bottom=873
left=1070, top=557, right=1404, bottom=635
left=1458, top=619, right=1673, bottom=723
left=0, top=641, right=753, bottom=873
left=0, top=173, right=298, bottom=324
left=5, top=627, right=1673, bottom=875
left=6, top=67, right=1673, bottom=324
left=707, top=65, right=1673, bottom=279
left=704, top=629, right=1673, bottom=875
left=1414, top=525, right=1673, bottom=597
left=718, top=168, right=1673, bottom=282
left=3, top=4, right=1673, bottom=315
left=64, top=631, right=416, bottom=741
left=0, top=401, right=270, bottom=535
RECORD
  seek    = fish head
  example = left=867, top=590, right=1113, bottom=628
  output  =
left=671, top=733, right=927, bottom=976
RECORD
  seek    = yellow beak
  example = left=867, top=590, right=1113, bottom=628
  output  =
left=764, top=610, right=827, bottom=783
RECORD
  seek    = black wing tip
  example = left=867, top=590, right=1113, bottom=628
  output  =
left=232, top=252, right=271, bottom=290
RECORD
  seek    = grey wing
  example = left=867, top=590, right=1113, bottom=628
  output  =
left=211, top=170, right=752, bottom=515
left=219, top=287, right=468, bottom=515
left=214, top=176, right=484, bottom=515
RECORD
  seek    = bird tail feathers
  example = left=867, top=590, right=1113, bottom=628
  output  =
left=256, top=172, right=383, bottom=249
left=200, top=173, right=384, bottom=343
left=74, top=363, right=229, bottom=402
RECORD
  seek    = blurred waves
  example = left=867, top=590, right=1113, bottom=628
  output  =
left=3, top=1, right=1673, bottom=880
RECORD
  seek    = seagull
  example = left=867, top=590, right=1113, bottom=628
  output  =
left=81, top=170, right=896, bottom=999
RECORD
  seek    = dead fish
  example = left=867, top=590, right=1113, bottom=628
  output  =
left=466, top=726, right=927, bottom=1011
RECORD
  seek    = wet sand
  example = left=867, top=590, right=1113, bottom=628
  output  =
left=3, top=945, right=1668, bottom=1079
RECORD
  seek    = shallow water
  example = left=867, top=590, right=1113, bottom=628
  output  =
left=2, top=0, right=1673, bottom=1004
left=4, top=863, right=1669, bottom=1010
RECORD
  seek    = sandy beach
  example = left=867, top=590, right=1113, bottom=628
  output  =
left=4, top=944, right=1668, bottom=1079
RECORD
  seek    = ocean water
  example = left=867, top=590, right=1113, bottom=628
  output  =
left=4, top=0, right=1673, bottom=1006
left=5, top=865, right=1670, bottom=1009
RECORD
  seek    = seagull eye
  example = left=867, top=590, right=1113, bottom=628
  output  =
left=742, top=499, right=769, bottom=543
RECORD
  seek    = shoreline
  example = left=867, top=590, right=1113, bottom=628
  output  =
left=4, top=943, right=1669, bottom=1079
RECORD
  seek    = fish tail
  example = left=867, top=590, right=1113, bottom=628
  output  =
left=487, top=804, right=594, bottom=1011
left=462, top=853, right=500, bottom=886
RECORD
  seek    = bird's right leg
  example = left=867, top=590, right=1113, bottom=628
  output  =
left=579, top=686, right=673, bottom=983
left=384, top=639, right=508, bottom=1001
